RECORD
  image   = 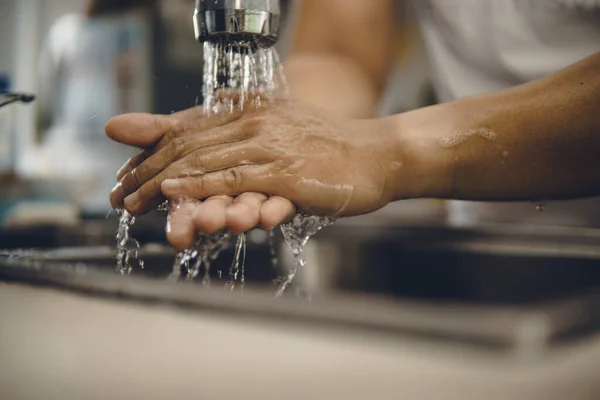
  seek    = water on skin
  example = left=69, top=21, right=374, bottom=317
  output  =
left=439, top=128, right=497, bottom=148
left=115, top=40, right=334, bottom=296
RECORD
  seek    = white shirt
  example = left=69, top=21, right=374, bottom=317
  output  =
left=412, top=0, right=600, bottom=227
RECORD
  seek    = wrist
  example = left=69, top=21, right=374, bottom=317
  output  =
left=380, top=107, right=456, bottom=201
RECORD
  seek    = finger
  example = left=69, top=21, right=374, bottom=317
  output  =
left=161, top=165, right=276, bottom=200
left=226, top=192, right=267, bottom=234
left=106, top=113, right=176, bottom=148
left=260, top=196, right=296, bottom=230
left=117, top=122, right=250, bottom=202
left=166, top=198, right=200, bottom=250
left=192, top=195, right=234, bottom=234
left=117, top=150, right=148, bottom=181
left=170, top=105, right=206, bottom=122
left=113, top=111, right=249, bottom=186
left=114, top=142, right=268, bottom=212
left=154, top=108, right=249, bottom=152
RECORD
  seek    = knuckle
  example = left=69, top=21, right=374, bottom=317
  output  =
left=136, top=181, right=160, bottom=209
left=129, top=167, right=143, bottom=187
left=152, top=115, right=168, bottom=135
left=159, top=123, right=187, bottom=148
left=169, top=137, right=187, bottom=159
left=242, top=115, right=268, bottom=137
left=193, top=178, right=205, bottom=196
left=225, top=169, right=243, bottom=192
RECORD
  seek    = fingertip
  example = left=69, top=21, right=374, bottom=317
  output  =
left=226, top=203, right=256, bottom=234
left=166, top=218, right=195, bottom=250
left=260, top=197, right=296, bottom=230
left=192, top=197, right=231, bottom=233
left=166, top=200, right=199, bottom=250
left=110, top=182, right=125, bottom=209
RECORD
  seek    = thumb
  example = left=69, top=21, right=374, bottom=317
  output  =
left=105, top=113, right=177, bottom=148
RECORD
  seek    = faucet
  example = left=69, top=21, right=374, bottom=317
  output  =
left=193, top=0, right=281, bottom=49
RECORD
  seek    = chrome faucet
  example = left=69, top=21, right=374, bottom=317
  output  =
left=194, top=0, right=281, bottom=48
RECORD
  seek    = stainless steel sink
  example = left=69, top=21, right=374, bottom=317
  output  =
left=307, top=222, right=600, bottom=304
left=4, top=221, right=600, bottom=399
left=2, top=220, right=600, bottom=359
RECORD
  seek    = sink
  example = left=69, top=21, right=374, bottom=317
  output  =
left=308, top=222, right=600, bottom=304
left=2, top=221, right=600, bottom=358
left=3, top=221, right=600, bottom=399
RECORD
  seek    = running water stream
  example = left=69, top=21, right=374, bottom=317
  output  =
left=115, top=40, right=333, bottom=296
left=115, top=209, right=143, bottom=275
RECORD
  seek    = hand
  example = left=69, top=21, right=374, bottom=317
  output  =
left=106, top=106, right=295, bottom=250
left=110, top=100, right=404, bottom=219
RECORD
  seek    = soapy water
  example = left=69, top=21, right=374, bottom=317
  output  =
left=114, top=40, right=333, bottom=296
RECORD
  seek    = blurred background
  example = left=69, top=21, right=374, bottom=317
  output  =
left=0, top=0, right=434, bottom=223
left=1, top=0, right=201, bottom=219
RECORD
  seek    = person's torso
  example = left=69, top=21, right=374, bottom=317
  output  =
left=413, top=0, right=600, bottom=101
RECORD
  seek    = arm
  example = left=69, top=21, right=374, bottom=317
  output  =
left=284, top=0, right=397, bottom=118
left=118, top=51, right=600, bottom=218
left=388, top=51, right=600, bottom=202
left=109, top=43, right=600, bottom=222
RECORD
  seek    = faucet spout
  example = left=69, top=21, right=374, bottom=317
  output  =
left=194, top=0, right=281, bottom=48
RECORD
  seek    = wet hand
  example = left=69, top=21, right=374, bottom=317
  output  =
left=165, top=193, right=295, bottom=250
left=111, top=101, right=399, bottom=219
left=106, top=106, right=296, bottom=249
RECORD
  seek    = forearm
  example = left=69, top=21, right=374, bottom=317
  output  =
left=284, top=53, right=380, bottom=118
left=386, top=51, right=600, bottom=201
left=284, top=0, right=396, bottom=119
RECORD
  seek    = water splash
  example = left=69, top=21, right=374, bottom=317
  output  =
left=268, top=229, right=278, bottom=269
left=163, top=198, right=232, bottom=284
left=275, top=214, right=334, bottom=298
left=202, top=41, right=284, bottom=114
left=175, top=232, right=232, bottom=284
left=225, top=233, right=247, bottom=291
left=115, top=209, right=143, bottom=274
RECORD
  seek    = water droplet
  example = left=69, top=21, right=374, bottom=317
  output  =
left=535, top=200, right=546, bottom=212
left=114, top=209, right=142, bottom=275
left=276, top=214, right=334, bottom=297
